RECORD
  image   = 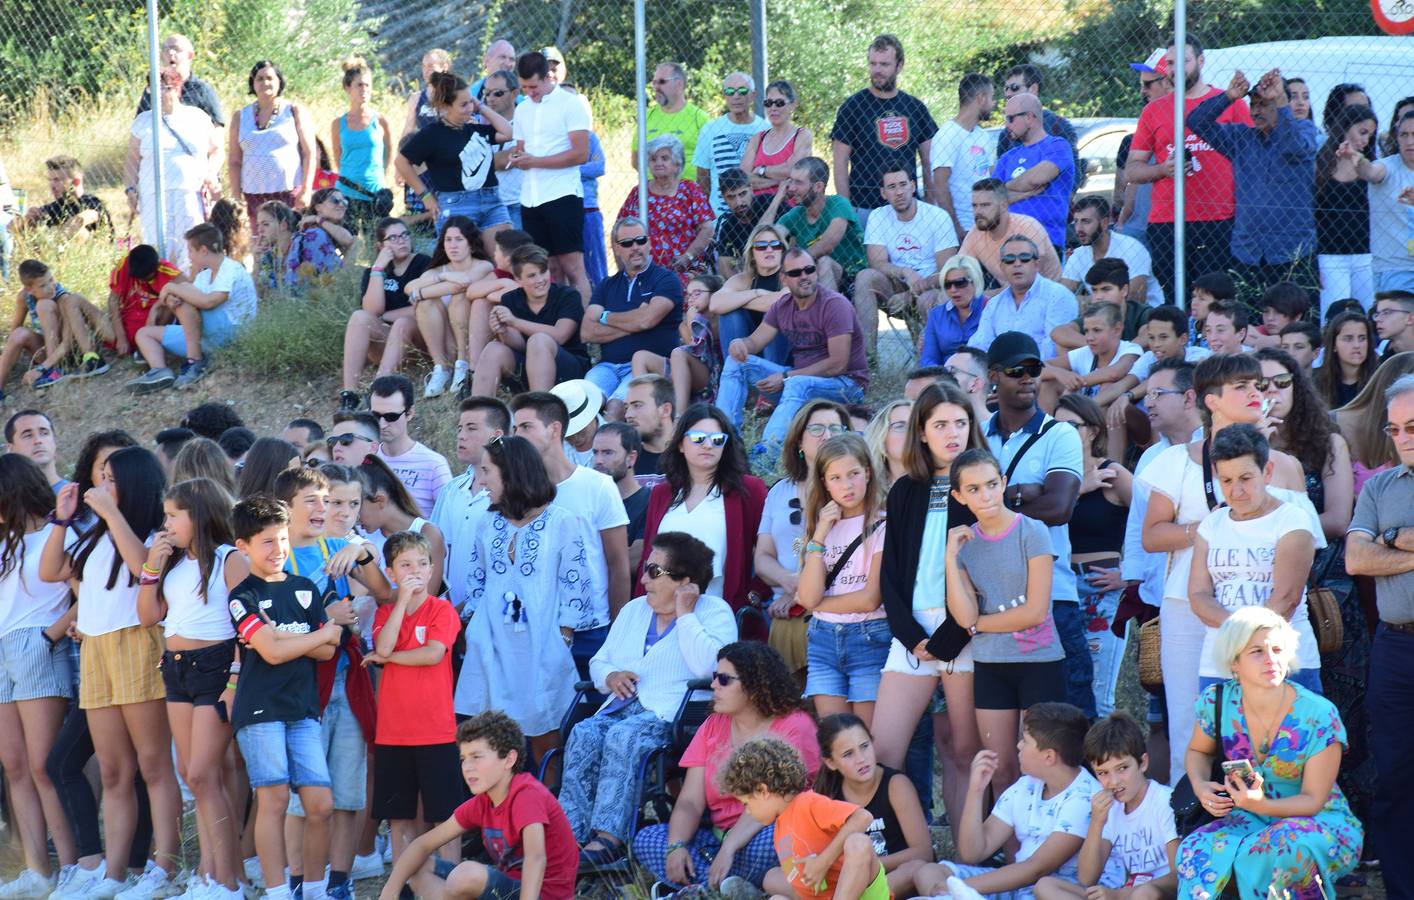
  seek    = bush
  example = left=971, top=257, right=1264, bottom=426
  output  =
left=223, top=272, right=362, bottom=378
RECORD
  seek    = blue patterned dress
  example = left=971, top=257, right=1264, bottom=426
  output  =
left=1176, top=681, right=1363, bottom=898
left=457, top=504, right=595, bottom=736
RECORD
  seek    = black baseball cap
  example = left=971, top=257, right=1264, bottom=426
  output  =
left=986, top=331, right=1042, bottom=370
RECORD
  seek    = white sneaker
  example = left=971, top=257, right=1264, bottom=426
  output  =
left=52, top=865, right=104, bottom=899
left=115, top=865, right=180, bottom=900
left=424, top=365, right=451, bottom=398
left=0, top=868, right=55, bottom=899
left=348, top=854, right=383, bottom=882
left=375, top=832, right=392, bottom=865
left=175, top=875, right=206, bottom=900
left=240, top=859, right=263, bottom=890
left=449, top=360, right=470, bottom=394
left=79, top=876, right=135, bottom=900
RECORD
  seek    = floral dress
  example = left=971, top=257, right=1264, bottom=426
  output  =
left=616, top=179, right=714, bottom=288
left=666, top=311, right=722, bottom=402
left=1177, top=682, right=1363, bottom=899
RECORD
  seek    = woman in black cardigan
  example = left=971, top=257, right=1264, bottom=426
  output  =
left=872, top=380, right=985, bottom=842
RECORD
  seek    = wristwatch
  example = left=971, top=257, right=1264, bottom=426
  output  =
left=754, top=165, right=767, bottom=177
left=968, top=624, right=979, bottom=636
left=1383, top=527, right=1400, bottom=548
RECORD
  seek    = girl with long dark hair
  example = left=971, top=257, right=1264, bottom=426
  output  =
left=1314, top=104, right=1379, bottom=315
left=355, top=455, right=446, bottom=588
left=1313, top=311, right=1378, bottom=410
left=405, top=213, right=494, bottom=397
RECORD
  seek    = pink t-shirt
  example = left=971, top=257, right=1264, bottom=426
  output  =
left=813, top=515, right=886, bottom=624
left=377, top=441, right=453, bottom=516
left=680, top=710, right=819, bottom=829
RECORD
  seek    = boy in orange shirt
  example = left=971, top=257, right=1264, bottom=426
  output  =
left=720, top=737, right=889, bottom=900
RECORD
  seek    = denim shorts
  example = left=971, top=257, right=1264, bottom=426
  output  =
left=436, top=188, right=510, bottom=235
left=0, top=627, right=73, bottom=704
left=160, top=639, right=235, bottom=709
left=235, top=717, right=332, bottom=790
left=287, top=673, right=367, bottom=811
left=804, top=617, right=892, bottom=703
left=161, top=306, right=237, bottom=357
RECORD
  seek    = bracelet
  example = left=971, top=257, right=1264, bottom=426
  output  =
left=226, top=681, right=238, bottom=691
left=666, top=841, right=688, bottom=856
left=420, top=190, right=433, bottom=201
left=139, top=573, right=161, bottom=587
left=228, top=662, right=241, bottom=674
left=357, top=551, right=376, bottom=567
left=142, top=562, right=163, bottom=575
left=805, top=541, right=827, bottom=555
left=46, top=511, right=75, bottom=527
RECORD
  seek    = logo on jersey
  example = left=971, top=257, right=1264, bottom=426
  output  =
left=296, top=590, right=313, bottom=609
left=229, top=600, right=245, bottom=620
left=414, top=625, right=427, bottom=644
left=876, top=115, right=910, bottom=150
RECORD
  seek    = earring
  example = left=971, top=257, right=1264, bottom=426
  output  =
left=798, top=449, right=805, bottom=459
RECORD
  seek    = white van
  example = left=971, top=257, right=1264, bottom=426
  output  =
left=1201, top=36, right=1414, bottom=132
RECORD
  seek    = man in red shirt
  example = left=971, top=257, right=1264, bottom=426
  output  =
left=1123, top=34, right=1252, bottom=303
left=107, top=244, right=183, bottom=356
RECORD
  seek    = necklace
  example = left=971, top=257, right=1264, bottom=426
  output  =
left=1244, top=683, right=1290, bottom=757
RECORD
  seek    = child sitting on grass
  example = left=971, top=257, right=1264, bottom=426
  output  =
left=378, top=710, right=579, bottom=900
left=912, top=703, right=1124, bottom=900
left=0, top=258, right=109, bottom=399
left=106, top=243, right=183, bottom=358
left=720, top=736, right=889, bottom=900
left=1034, top=712, right=1178, bottom=899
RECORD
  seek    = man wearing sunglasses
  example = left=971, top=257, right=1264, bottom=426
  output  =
left=967, top=234, right=1077, bottom=359
left=993, top=93, right=1075, bottom=255
left=633, top=62, right=710, bottom=182
left=326, top=411, right=380, bottom=466
left=369, top=374, right=452, bottom=516
left=994, top=64, right=1079, bottom=178
left=693, top=72, right=766, bottom=215
left=718, top=247, right=869, bottom=445
left=982, top=331, right=1091, bottom=715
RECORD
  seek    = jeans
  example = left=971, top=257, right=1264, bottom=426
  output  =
left=584, top=360, right=634, bottom=402
left=716, top=309, right=791, bottom=365
left=506, top=202, right=523, bottom=230
left=557, top=701, right=670, bottom=842
left=1148, top=219, right=1233, bottom=304
left=236, top=718, right=332, bottom=790
left=435, top=188, right=510, bottom=236
left=1076, top=574, right=1125, bottom=718
left=903, top=711, right=934, bottom=824
left=1375, top=268, right=1414, bottom=295
left=571, top=625, right=609, bottom=683
left=633, top=822, right=778, bottom=888
left=717, top=356, right=865, bottom=445
left=1369, top=624, right=1414, bottom=898
left=1051, top=600, right=1096, bottom=719
left=287, top=671, right=367, bottom=813
left=1318, top=253, right=1375, bottom=316
left=583, top=208, right=607, bottom=290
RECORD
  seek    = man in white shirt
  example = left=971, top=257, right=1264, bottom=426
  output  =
left=368, top=374, right=453, bottom=517
left=509, top=51, right=591, bottom=301
left=429, top=396, right=507, bottom=613
left=853, top=163, right=960, bottom=347
left=932, top=73, right=996, bottom=233
left=509, top=391, right=630, bottom=672
left=967, top=234, right=1078, bottom=358
left=1061, top=197, right=1163, bottom=307
left=694, top=72, right=766, bottom=215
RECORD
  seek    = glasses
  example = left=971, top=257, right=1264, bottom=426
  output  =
left=1264, top=372, right=1296, bottom=390
left=1384, top=422, right=1414, bottom=438
left=484, top=88, right=512, bottom=100
left=943, top=278, right=971, bottom=290
left=1005, top=112, right=1031, bottom=122
left=645, top=562, right=683, bottom=580
left=722, top=86, right=750, bottom=96
left=1000, top=253, right=1038, bottom=264
left=711, top=672, right=741, bottom=687
left=1000, top=361, right=1044, bottom=379
left=788, top=496, right=802, bottom=525
left=685, top=430, right=729, bottom=448
left=383, top=232, right=411, bottom=242
left=373, top=409, right=407, bottom=423
left=804, top=422, right=848, bottom=438
left=616, top=235, right=649, bottom=247
left=1004, top=82, right=1026, bottom=93
left=1145, top=388, right=1186, bottom=404
left=685, top=287, right=710, bottom=298
left=324, top=195, right=348, bottom=206
left=326, top=433, right=374, bottom=447
left=783, top=264, right=817, bottom=278
left=762, top=98, right=789, bottom=108
left=1373, top=307, right=1409, bottom=319
left=752, top=239, right=784, bottom=251
left=945, top=365, right=981, bottom=382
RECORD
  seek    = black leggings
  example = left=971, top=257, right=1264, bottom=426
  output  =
left=46, top=700, right=153, bottom=868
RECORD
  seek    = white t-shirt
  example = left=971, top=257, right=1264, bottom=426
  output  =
left=1062, top=231, right=1166, bottom=307
left=74, top=531, right=142, bottom=637
left=1369, top=155, right=1414, bottom=275
left=932, top=119, right=995, bottom=232
left=1196, top=501, right=1323, bottom=677
left=131, top=104, right=215, bottom=193
left=161, top=545, right=238, bottom=641
left=378, top=441, right=453, bottom=518
left=512, top=84, right=591, bottom=207
left=0, top=525, right=72, bottom=637
left=1066, top=340, right=1142, bottom=374
left=657, top=489, right=727, bottom=597
left=863, top=201, right=960, bottom=276
left=430, top=471, right=492, bottom=613
left=1100, top=780, right=1177, bottom=884
left=552, top=465, right=629, bottom=630
left=993, top=768, right=1125, bottom=888
left=1128, top=345, right=1211, bottom=383
left=693, top=114, right=767, bottom=214
left=196, top=256, right=258, bottom=327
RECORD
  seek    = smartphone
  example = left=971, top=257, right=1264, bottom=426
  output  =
left=1221, top=758, right=1257, bottom=788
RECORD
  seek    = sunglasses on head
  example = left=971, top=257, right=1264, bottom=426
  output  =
left=788, top=496, right=802, bottom=525
left=753, top=239, right=784, bottom=251
left=762, top=98, right=789, bottom=108
left=804, top=422, right=848, bottom=438
left=645, top=562, right=684, bottom=580
left=999, top=361, right=1044, bottom=379
left=943, top=278, right=971, bottom=290
left=373, top=410, right=406, bottom=423
left=784, top=264, right=817, bottom=278
left=616, top=235, right=649, bottom=247
left=1000, top=253, right=1038, bottom=264
left=326, top=433, right=374, bottom=447
left=685, top=430, right=729, bottom=448
left=722, top=86, right=750, bottom=96
left=711, top=672, right=740, bottom=686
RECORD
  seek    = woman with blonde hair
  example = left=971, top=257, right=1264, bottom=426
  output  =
left=709, top=221, right=792, bottom=364
left=171, top=437, right=237, bottom=498
left=865, top=399, right=913, bottom=491
left=919, top=254, right=987, bottom=365
left=1334, top=351, right=1414, bottom=495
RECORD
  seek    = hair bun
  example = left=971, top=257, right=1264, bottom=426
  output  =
left=342, top=55, right=368, bottom=73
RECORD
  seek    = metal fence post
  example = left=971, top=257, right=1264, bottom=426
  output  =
left=145, top=0, right=165, bottom=254
left=1173, top=0, right=1186, bottom=310
left=750, top=0, right=768, bottom=117
left=634, top=0, right=649, bottom=236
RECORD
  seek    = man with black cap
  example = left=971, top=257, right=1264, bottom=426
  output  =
left=982, top=331, right=1093, bottom=716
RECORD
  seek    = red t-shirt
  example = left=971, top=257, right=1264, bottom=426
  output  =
left=1129, top=86, right=1253, bottom=223
left=451, top=772, right=578, bottom=900
left=372, top=596, right=460, bottom=745
left=108, top=257, right=181, bottom=345
left=680, top=710, right=820, bottom=830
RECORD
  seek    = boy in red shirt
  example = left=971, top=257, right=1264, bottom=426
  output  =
left=368, top=531, right=463, bottom=867
left=721, top=737, right=887, bottom=900
left=378, top=710, right=579, bottom=900
left=107, top=244, right=183, bottom=356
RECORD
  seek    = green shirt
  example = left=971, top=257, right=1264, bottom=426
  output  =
left=638, top=104, right=713, bottom=180
left=779, top=195, right=868, bottom=277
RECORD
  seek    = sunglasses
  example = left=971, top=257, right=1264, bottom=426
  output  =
left=1141, top=77, right=1166, bottom=90
left=788, top=496, right=802, bottom=525
left=1005, top=112, right=1031, bottom=122
left=373, top=410, right=407, bottom=423
left=763, top=98, right=789, bottom=108
left=1004, top=82, right=1026, bottom=93
left=324, top=195, right=348, bottom=206
left=722, top=86, right=750, bottom=96
left=1384, top=422, right=1414, bottom=438
left=1000, top=361, right=1044, bottom=379
left=645, top=562, right=684, bottom=580
left=685, top=430, right=729, bottom=448
left=752, top=239, right=784, bottom=251
left=484, top=88, right=512, bottom=100
left=1264, top=372, right=1296, bottom=390
left=616, top=236, right=649, bottom=247
left=804, top=423, right=848, bottom=438
left=1000, top=253, right=1038, bottom=264
left=326, top=433, right=375, bottom=447
left=711, top=672, right=741, bottom=687
left=943, top=278, right=971, bottom=290
left=783, top=264, right=817, bottom=278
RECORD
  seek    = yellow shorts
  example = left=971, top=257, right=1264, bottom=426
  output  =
left=79, top=625, right=165, bottom=709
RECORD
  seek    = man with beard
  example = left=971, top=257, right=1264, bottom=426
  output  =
left=994, top=64, right=1079, bottom=178
left=1125, top=33, right=1252, bottom=301
left=958, top=177, right=1061, bottom=288
left=831, top=34, right=938, bottom=230
left=623, top=374, right=675, bottom=475
left=592, top=421, right=650, bottom=563
left=932, top=72, right=997, bottom=233
left=634, top=62, right=711, bottom=181
left=1060, top=196, right=1163, bottom=306
left=776, top=157, right=867, bottom=293
left=694, top=72, right=767, bottom=214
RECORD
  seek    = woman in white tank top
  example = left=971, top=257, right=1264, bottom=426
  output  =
left=228, top=60, right=313, bottom=225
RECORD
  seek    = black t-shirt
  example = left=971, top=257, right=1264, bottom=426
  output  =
left=228, top=573, right=327, bottom=731
left=830, top=90, right=938, bottom=209
left=634, top=449, right=662, bottom=477
left=399, top=121, right=500, bottom=193
left=499, top=283, right=590, bottom=362
left=136, top=76, right=226, bottom=126
left=713, top=195, right=775, bottom=261
left=623, top=485, right=650, bottom=545
left=360, top=253, right=432, bottom=314
left=37, top=194, right=113, bottom=234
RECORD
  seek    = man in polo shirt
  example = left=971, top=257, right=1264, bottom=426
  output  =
left=982, top=331, right=1090, bottom=715
left=718, top=247, right=869, bottom=446
left=581, top=217, right=683, bottom=420
left=967, top=234, right=1078, bottom=358
left=509, top=51, right=591, bottom=302
left=1346, top=373, right=1414, bottom=894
